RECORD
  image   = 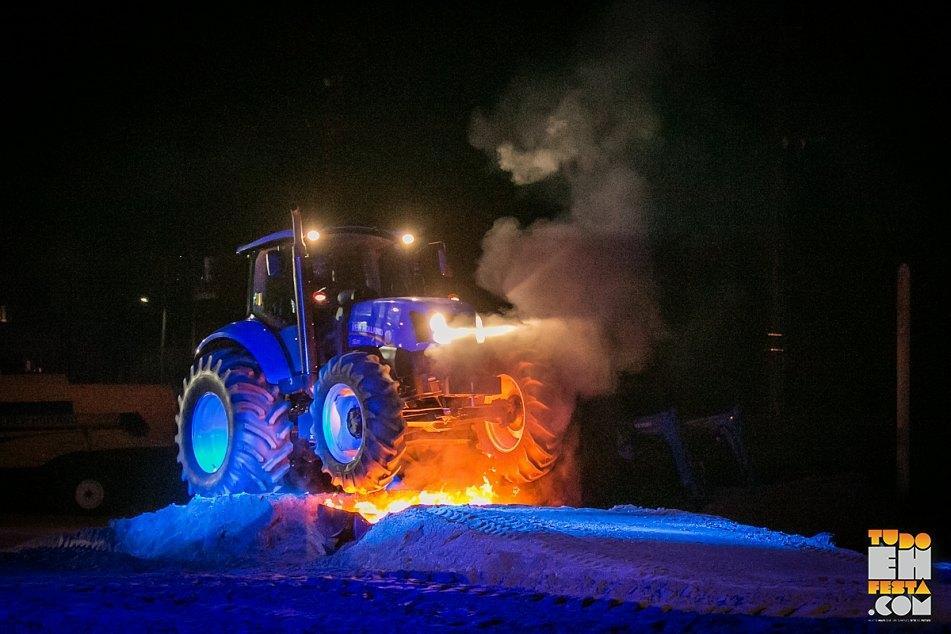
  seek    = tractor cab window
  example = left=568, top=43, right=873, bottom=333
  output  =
left=250, top=246, right=295, bottom=328
left=309, top=233, right=412, bottom=300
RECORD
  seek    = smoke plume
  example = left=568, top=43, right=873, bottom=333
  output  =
left=465, top=20, right=667, bottom=398
left=415, top=5, right=699, bottom=503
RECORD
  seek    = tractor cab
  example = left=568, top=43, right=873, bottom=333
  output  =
left=305, top=228, right=418, bottom=300
left=239, top=226, right=445, bottom=322
left=234, top=222, right=457, bottom=385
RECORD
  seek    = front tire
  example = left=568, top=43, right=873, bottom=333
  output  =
left=175, top=349, right=292, bottom=496
left=475, top=358, right=570, bottom=484
left=312, top=352, right=405, bottom=494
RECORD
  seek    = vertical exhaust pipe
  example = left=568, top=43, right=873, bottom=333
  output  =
left=291, top=208, right=316, bottom=392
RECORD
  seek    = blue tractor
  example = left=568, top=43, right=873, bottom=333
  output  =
left=175, top=210, right=566, bottom=495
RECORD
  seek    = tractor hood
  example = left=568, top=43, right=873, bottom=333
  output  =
left=348, top=297, right=476, bottom=352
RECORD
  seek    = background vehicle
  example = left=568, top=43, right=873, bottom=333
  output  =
left=175, top=210, right=568, bottom=495
left=0, top=373, right=184, bottom=513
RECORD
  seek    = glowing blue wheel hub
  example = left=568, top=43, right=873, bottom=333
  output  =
left=322, top=383, right=364, bottom=463
left=191, top=392, right=230, bottom=473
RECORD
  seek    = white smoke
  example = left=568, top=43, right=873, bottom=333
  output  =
left=474, top=219, right=659, bottom=397
left=419, top=4, right=703, bottom=503
left=466, top=27, right=668, bottom=397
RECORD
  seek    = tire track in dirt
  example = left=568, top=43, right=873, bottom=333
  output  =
left=336, top=505, right=875, bottom=619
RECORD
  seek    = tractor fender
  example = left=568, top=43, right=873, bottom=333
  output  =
left=195, top=319, right=294, bottom=387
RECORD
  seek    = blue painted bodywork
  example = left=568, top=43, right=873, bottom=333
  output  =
left=278, top=324, right=302, bottom=376
left=196, top=298, right=475, bottom=392
left=195, top=318, right=294, bottom=386
left=348, top=297, right=475, bottom=352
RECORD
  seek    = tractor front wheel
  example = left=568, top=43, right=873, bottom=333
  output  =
left=175, top=349, right=293, bottom=496
left=475, top=359, right=569, bottom=484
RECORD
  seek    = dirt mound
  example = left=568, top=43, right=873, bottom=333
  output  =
left=330, top=504, right=941, bottom=620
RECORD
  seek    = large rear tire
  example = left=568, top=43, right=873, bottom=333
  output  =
left=312, top=352, right=405, bottom=494
left=475, top=358, right=569, bottom=484
left=175, top=349, right=292, bottom=496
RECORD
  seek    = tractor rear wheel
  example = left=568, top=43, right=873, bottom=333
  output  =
left=175, top=349, right=292, bottom=496
left=312, top=352, right=405, bottom=494
left=475, top=358, right=570, bottom=484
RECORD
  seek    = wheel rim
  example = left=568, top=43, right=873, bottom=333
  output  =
left=75, top=479, right=104, bottom=510
left=484, top=374, right=526, bottom=453
left=322, top=382, right=364, bottom=464
left=190, top=391, right=230, bottom=474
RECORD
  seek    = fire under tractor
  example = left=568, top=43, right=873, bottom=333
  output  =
left=175, top=210, right=565, bottom=495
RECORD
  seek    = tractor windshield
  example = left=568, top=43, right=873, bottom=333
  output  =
left=308, top=232, right=413, bottom=299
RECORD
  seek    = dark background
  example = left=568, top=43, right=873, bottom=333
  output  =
left=0, top=3, right=945, bottom=543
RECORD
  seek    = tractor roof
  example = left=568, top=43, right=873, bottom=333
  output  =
left=235, top=226, right=398, bottom=255
left=236, top=230, right=292, bottom=254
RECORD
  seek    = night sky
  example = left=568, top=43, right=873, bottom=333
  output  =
left=0, top=4, right=946, bottom=493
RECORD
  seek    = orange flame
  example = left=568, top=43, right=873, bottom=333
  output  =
left=319, top=476, right=498, bottom=524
